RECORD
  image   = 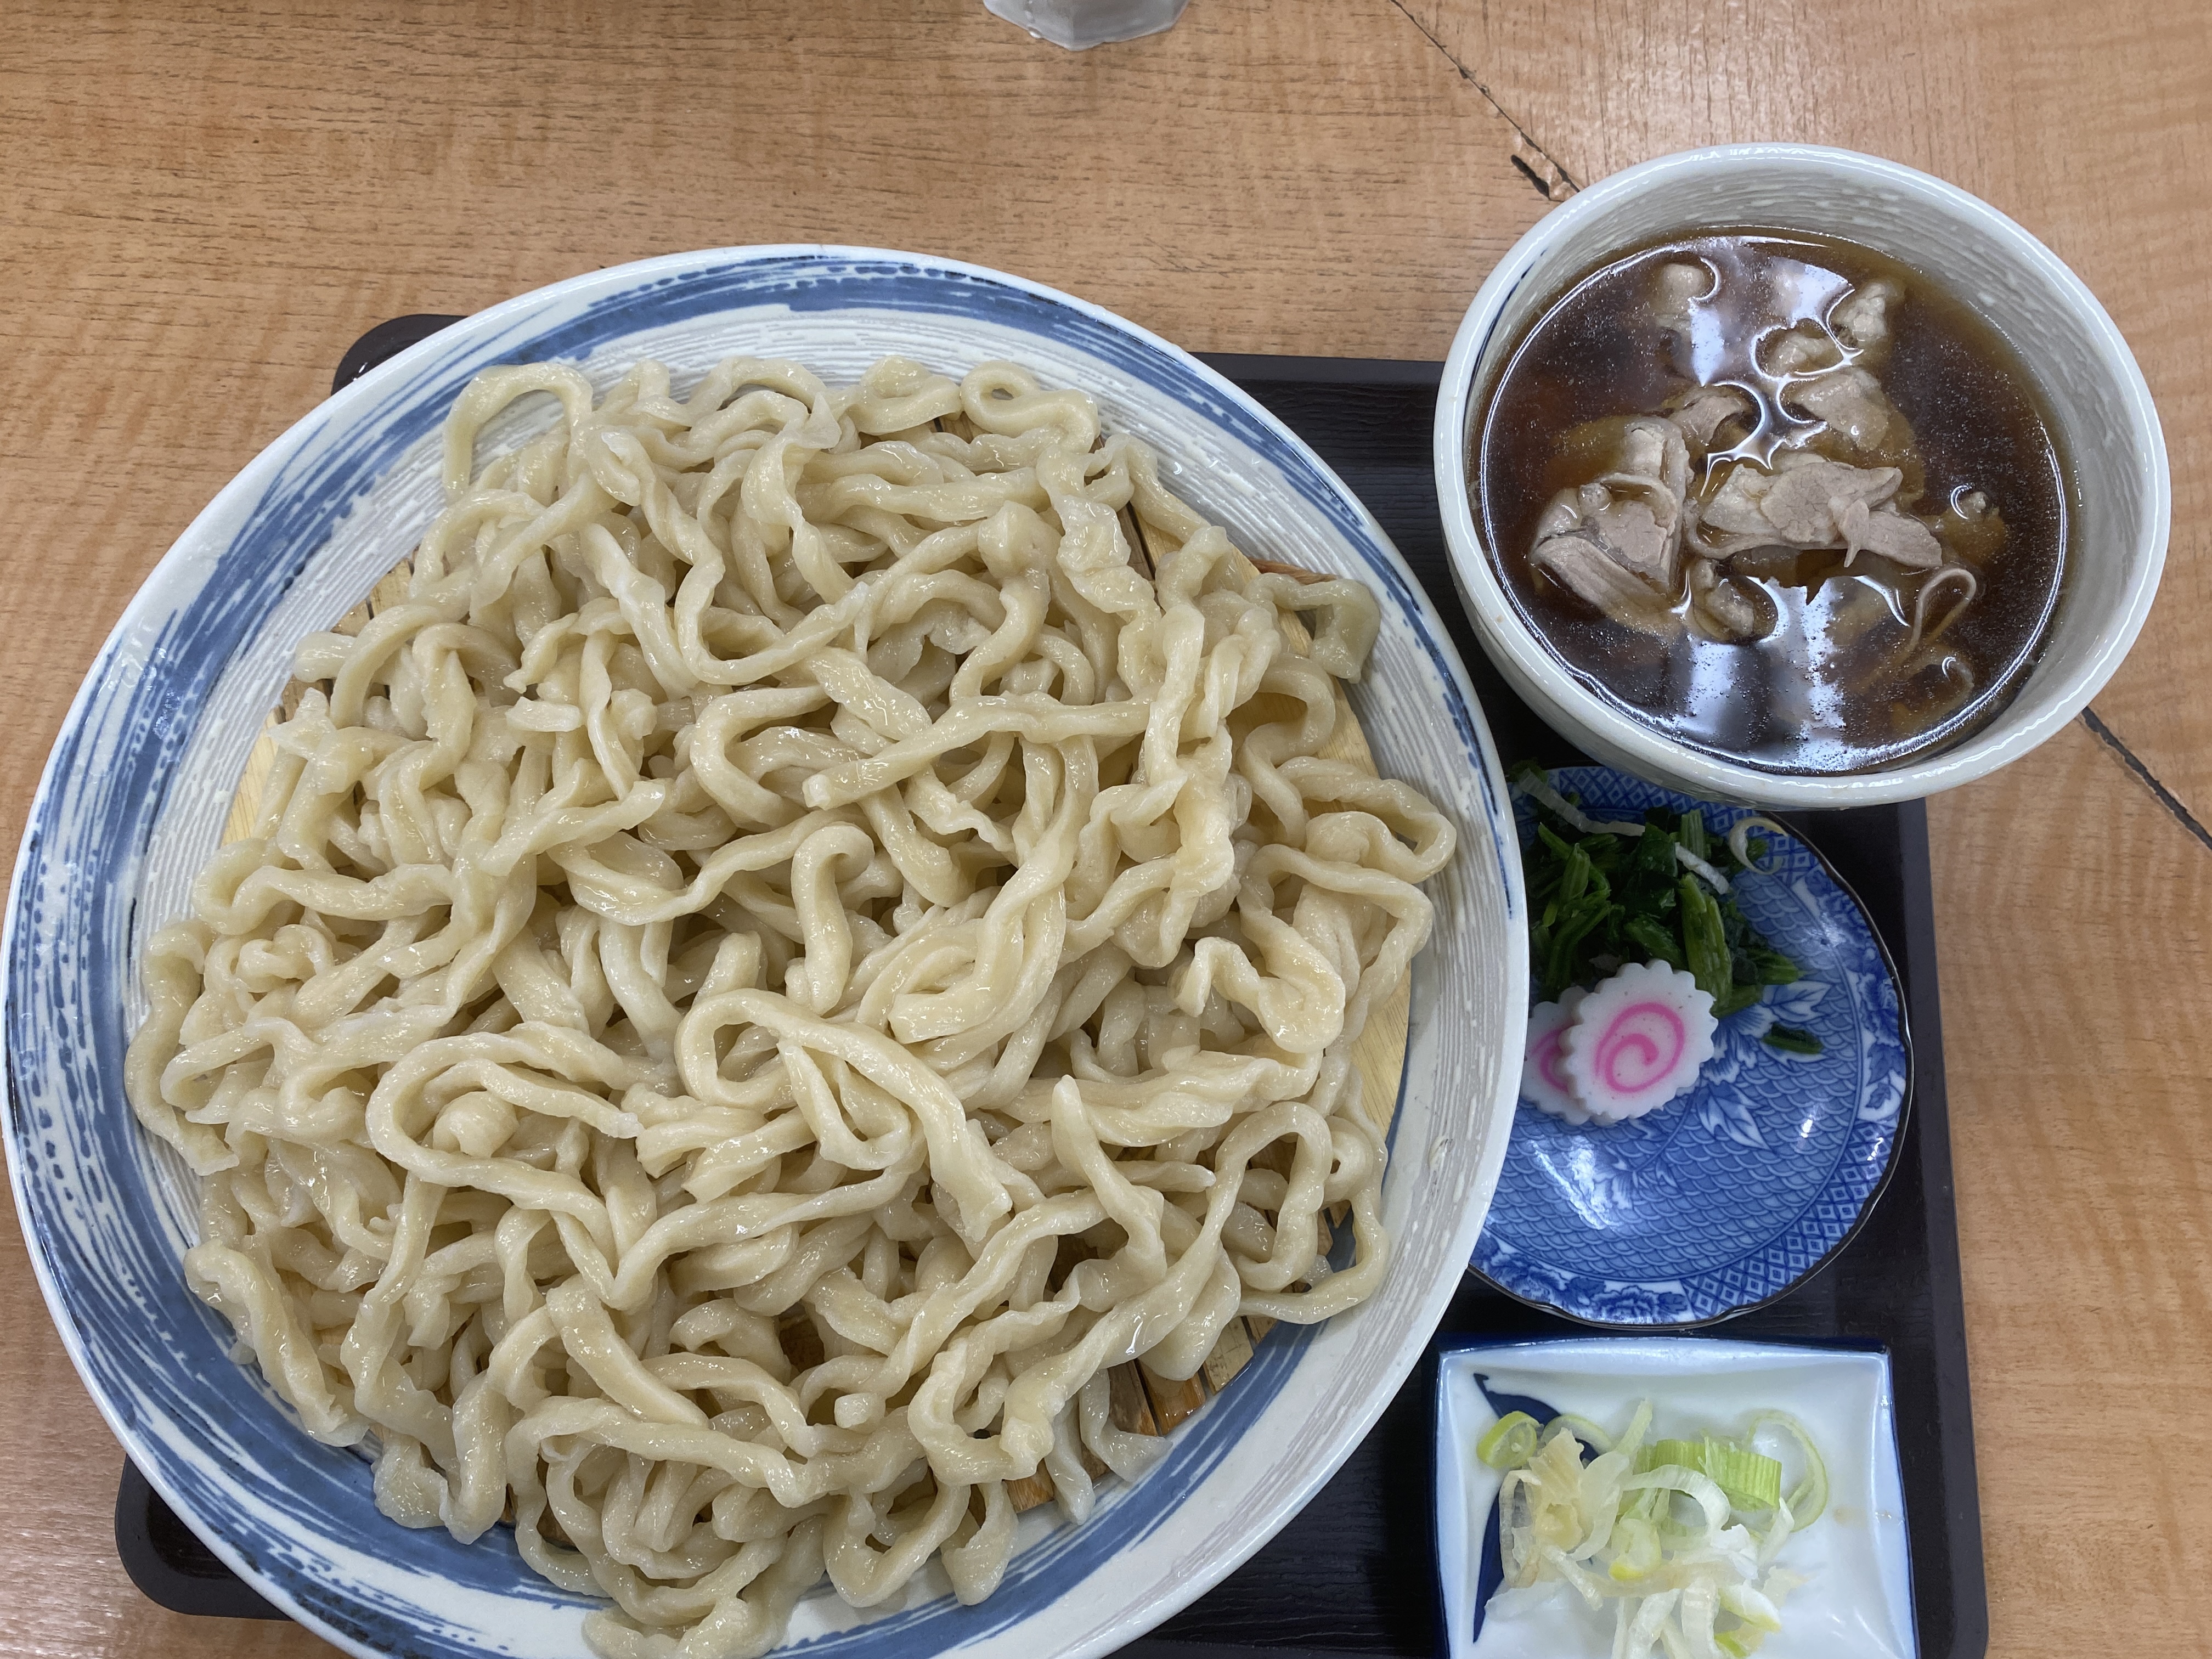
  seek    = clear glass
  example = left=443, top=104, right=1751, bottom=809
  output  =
left=983, top=0, right=1190, bottom=50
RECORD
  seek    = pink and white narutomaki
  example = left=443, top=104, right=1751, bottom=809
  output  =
left=1520, top=988, right=1594, bottom=1123
left=1557, top=961, right=1718, bottom=1124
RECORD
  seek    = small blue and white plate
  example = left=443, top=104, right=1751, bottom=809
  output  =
left=1471, top=767, right=1910, bottom=1327
left=1435, top=1336, right=1915, bottom=1659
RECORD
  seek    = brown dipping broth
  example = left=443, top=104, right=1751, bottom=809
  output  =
left=1473, top=232, right=2069, bottom=775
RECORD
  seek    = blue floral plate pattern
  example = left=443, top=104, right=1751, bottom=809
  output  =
left=1470, top=768, right=1911, bottom=1326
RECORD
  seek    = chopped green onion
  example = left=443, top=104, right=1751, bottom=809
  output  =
left=1719, top=1582, right=1784, bottom=1632
left=1761, top=1025, right=1822, bottom=1056
left=1485, top=1400, right=1826, bottom=1659
left=1674, top=842, right=1733, bottom=894
left=1640, top=1438, right=1706, bottom=1475
left=1702, top=1443, right=1784, bottom=1511
left=1511, top=766, right=1648, bottom=837
left=1613, top=1399, right=1654, bottom=1467
left=1746, top=1412, right=1829, bottom=1527
left=1551, top=1412, right=1614, bottom=1452
left=1477, top=1410, right=1542, bottom=1470
left=1629, top=1594, right=1681, bottom=1652
left=1609, top=1515, right=1661, bottom=1582
left=1638, top=1436, right=1785, bottom=1511
left=1727, top=814, right=1792, bottom=872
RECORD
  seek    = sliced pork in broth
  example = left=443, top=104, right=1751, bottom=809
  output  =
left=1475, top=232, right=2068, bottom=775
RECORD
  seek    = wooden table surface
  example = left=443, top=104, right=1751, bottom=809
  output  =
left=3, top=3, right=2208, bottom=1654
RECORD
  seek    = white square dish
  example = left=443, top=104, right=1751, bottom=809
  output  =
left=1435, top=1337, right=1915, bottom=1659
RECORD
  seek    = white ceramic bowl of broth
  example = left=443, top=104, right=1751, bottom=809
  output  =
left=1433, top=143, right=2170, bottom=808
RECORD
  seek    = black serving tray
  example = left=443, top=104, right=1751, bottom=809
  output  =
left=117, top=332, right=1987, bottom=1658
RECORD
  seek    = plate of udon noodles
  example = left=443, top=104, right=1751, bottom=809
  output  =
left=3, top=250, right=1526, bottom=1659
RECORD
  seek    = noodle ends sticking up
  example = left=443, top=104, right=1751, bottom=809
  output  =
left=127, top=353, right=1457, bottom=1658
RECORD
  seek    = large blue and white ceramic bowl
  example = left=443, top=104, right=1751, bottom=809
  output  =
left=1472, top=768, right=1910, bottom=1327
left=2, top=250, right=1528, bottom=1659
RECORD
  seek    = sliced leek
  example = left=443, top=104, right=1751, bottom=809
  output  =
left=1638, top=1437, right=1784, bottom=1511
left=1746, top=1411, right=1829, bottom=1528
left=1477, top=1410, right=1542, bottom=1471
left=1479, top=1401, right=1826, bottom=1659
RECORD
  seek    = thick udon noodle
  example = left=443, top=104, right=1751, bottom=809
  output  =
left=126, top=354, right=1457, bottom=1657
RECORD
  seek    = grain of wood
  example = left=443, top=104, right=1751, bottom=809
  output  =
left=1928, top=724, right=2212, bottom=1655
left=1, top=1, right=2207, bottom=1656
left=1403, top=0, right=2212, bottom=826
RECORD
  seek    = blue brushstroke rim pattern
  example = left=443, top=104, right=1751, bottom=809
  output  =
left=1471, top=768, right=1910, bottom=1328
left=3, top=249, right=1520, bottom=1659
